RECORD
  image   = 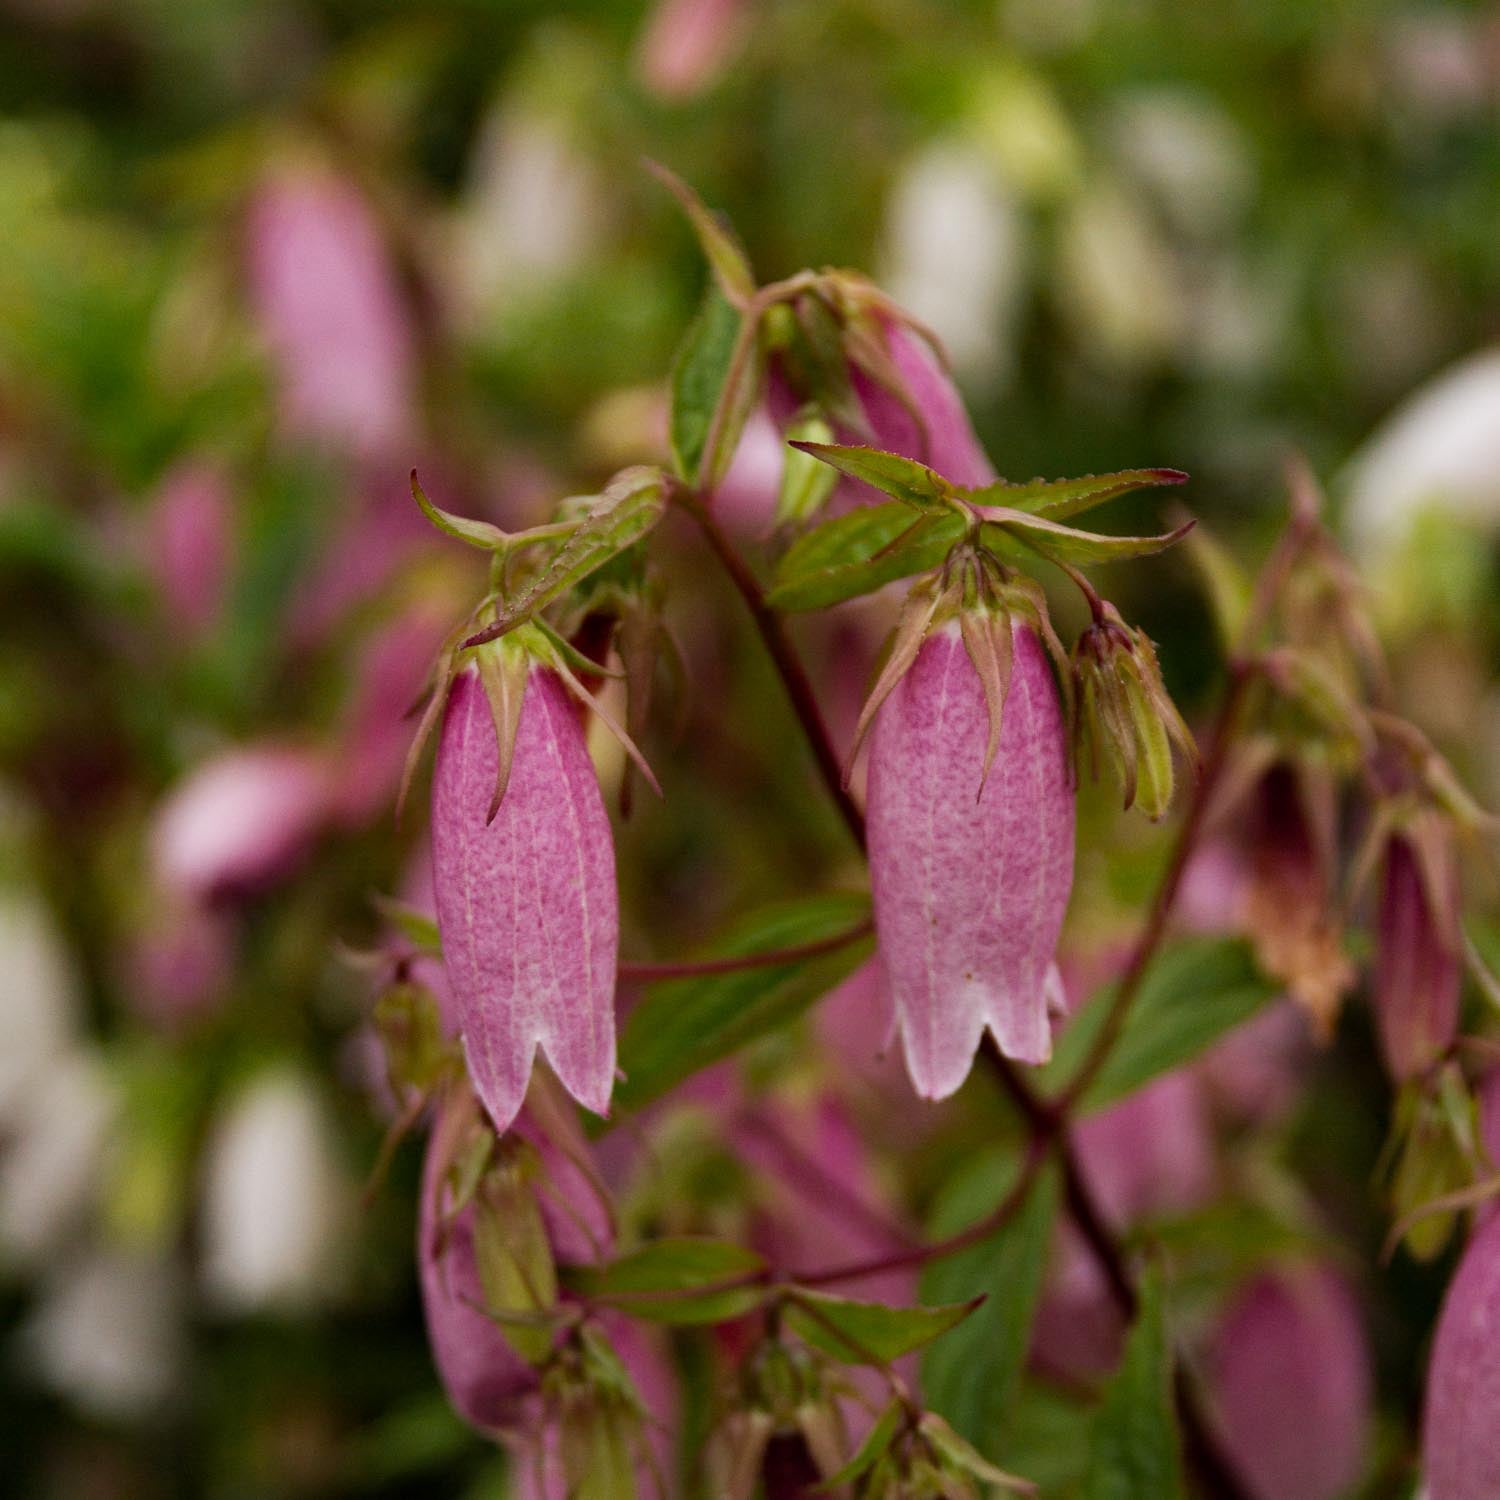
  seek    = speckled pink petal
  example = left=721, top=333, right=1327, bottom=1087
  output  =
left=1209, top=1265, right=1373, bottom=1500
left=431, top=668, right=618, bottom=1133
left=417, top=1119, right=537, bottom=1433
left=1424, top=1209, right=1500, bottom=1499
left=867, top=622, right=1074, bottom=1097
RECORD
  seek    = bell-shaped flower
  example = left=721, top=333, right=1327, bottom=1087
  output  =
left=245, top=161, right=415, bottom=457
left=1373, top=815, right=1461, bottom=1082
left=866, top=613, right=1074, bottom=1093
left=430, top=655, right=619, bottom=1133
left=1207, top=1264, right=1372, bottom=1500
left=1424, top=1206, right=1500, bottom=1497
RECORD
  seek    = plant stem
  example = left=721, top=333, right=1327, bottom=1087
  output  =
left=618, top=916, right=873, bottom=982
left=682, top=491, right=867, bottom=851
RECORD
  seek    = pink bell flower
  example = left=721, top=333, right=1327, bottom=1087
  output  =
left=431, top=666, right=618, bottom=1134
left=245, top=163, right=416, bottom=457
left=866, top=621, right=1073, bottom=1093
left=1424, top=1208, right=1500, bottom=1498
left=1374, top=824, right=1461, bottom=1082
left=145, top=459, right=232, bottom=641
left=1207, top=1265, right=1373, bottom=1500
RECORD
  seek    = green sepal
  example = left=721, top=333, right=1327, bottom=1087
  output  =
left=788, top=442, right=956, bottom=514
left=969, top=468, right=1187, bottom=523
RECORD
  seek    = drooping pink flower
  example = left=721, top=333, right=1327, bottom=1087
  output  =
left=866, top=622, right=1073, bottom=1093
left=635, top=0, right=749, bottom=99
left=1424, top=1209, right=1500, bottom=1498
left=431, top=667, right=618, bottom=1133
left=1374, top=826, right=1461, bottom=1082
left=245, top=163, right=416, bottom=457
left=1208, top=1265, right=1373, bottom=1500
left=145, top=459, right=232, bottom=640
left=417, top=1111, right=539, bottom=1433
left=151, top=745, right=331, bottom=903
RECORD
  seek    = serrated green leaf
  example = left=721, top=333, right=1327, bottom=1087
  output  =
left=569, top=1237, right=767, bottom=1324
left=410, top=471, right=511, bottom=549
left=967, top=468, right=1187, bottom=523
left=978, top=509, right=1194, bottom=568
left=768, top=502, right=964, bottom=611
left=671, top=285, right=742, bottom=481
left=790, top=443, right=955, bottom=513
left=783, top=1289, right=982, bottom=1366
left=1038, top=938, right=1277, bottom=1113
left=921, top=1153, right=1058, bottom=1455
left=473, top=469, right=666, bottom=644
left=614, top=893, right=872, bottom=1113
left=1083, top=1268, right=1185, bottom=1500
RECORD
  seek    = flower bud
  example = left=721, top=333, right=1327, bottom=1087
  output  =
left=1073, top=601, right=1196, bottom=819
left=1207, top=1264, right=1372, bottom=1500
left=867, top=620, right=1073, bottom=1092
left=1373, top=817, right=1461, bottom=1082
left=431, top=663, right=618, bottom=1133
left=1423, top=1208, right=1500, bottom=1498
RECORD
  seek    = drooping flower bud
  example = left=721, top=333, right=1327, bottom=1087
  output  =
left=1423, top=1207, right=1500, bottom=1498
left=1073, top=600, right=1197, bottom=819
left=431, top=658, right=618, bottom=1133
left=1373, top=815, right=1462, bottom=1083
left=1207, top=1264, right=1372, bottom=1500
left=867, top=618, right=1073, bottom=1091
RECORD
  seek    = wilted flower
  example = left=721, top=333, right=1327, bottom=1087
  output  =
left=431, top=660, right=618, bottom=1133
left=867, top=617, right=1073, bottom=1091
left=245, top=161, right=416, bottom=456
left=1207, top=1264, right=1372, bottom=1500
left=1423, top=1207, right=1500, bottom=1498
left=1073, top=599, right=1197, bottom=819
left=151, top=744, right=331, bottom=903
left=1372, top=815, right=1461, bottom=1082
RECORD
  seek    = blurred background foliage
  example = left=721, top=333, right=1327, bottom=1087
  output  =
left=2, top=0, right=1500, bottom=1496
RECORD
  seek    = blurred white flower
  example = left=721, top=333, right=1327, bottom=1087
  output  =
left=0, top=893, right=82, bottom=1124
left=1056, top=182, right=1183, bottom=369
left=1343, top=349, right=1500, bottom=567
left=0, top=1050, right=116, bottom=1268
left=200, top=1069, right=351, bottom=1313
left=882, top=141, right=1027, bottom=386
left=457, top=107, right=603, bottom=319
left=22, top=1250, right=184, bottom=1421
left=1112, top=88, right=1255, bottom=236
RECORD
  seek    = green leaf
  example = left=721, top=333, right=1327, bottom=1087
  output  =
left=670, top=285, right=751, bottom=487
left=967, top=469, right=1187, bottom=523
left=568, top=1237, right=767, bottom=1324
left=820, top=1398, right=905, bottom=1487
left=614, top=893, right=872, bottom=1113
left=790, top=443, right=955, bottom=513
left=475, top=468, right=666, bottom=642
left=410, top=471, right=511, bottom=550
left=783, top=1289, right=982, bottom=1366
left=647, top=159, right=756, bottom=304
left=978, top=509, right=1194, bottom=568
left=1083, top=1267, right=1185, bottom=1500
left=768, top=502, right=964, bottom=611
left=921, top=1152, right=1059, bottom=1455
left=1038, top=938, right=1277, bottom=1113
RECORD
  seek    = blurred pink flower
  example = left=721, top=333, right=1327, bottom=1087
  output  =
left=431, top=668, right=617, bottom=1133
left=151, top=745, right=331, bottom=902
left=1209, top=1265, right=1372, bottom=1500
left=124, top=896, right=233, bottom=1030
left=636, top=0, right=749, bottom=99
left=145, top=459, right=232, bottom=641
left=245, top=163, right=416, bottom=457
left=867, top=623, right=1073, bottom=1093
